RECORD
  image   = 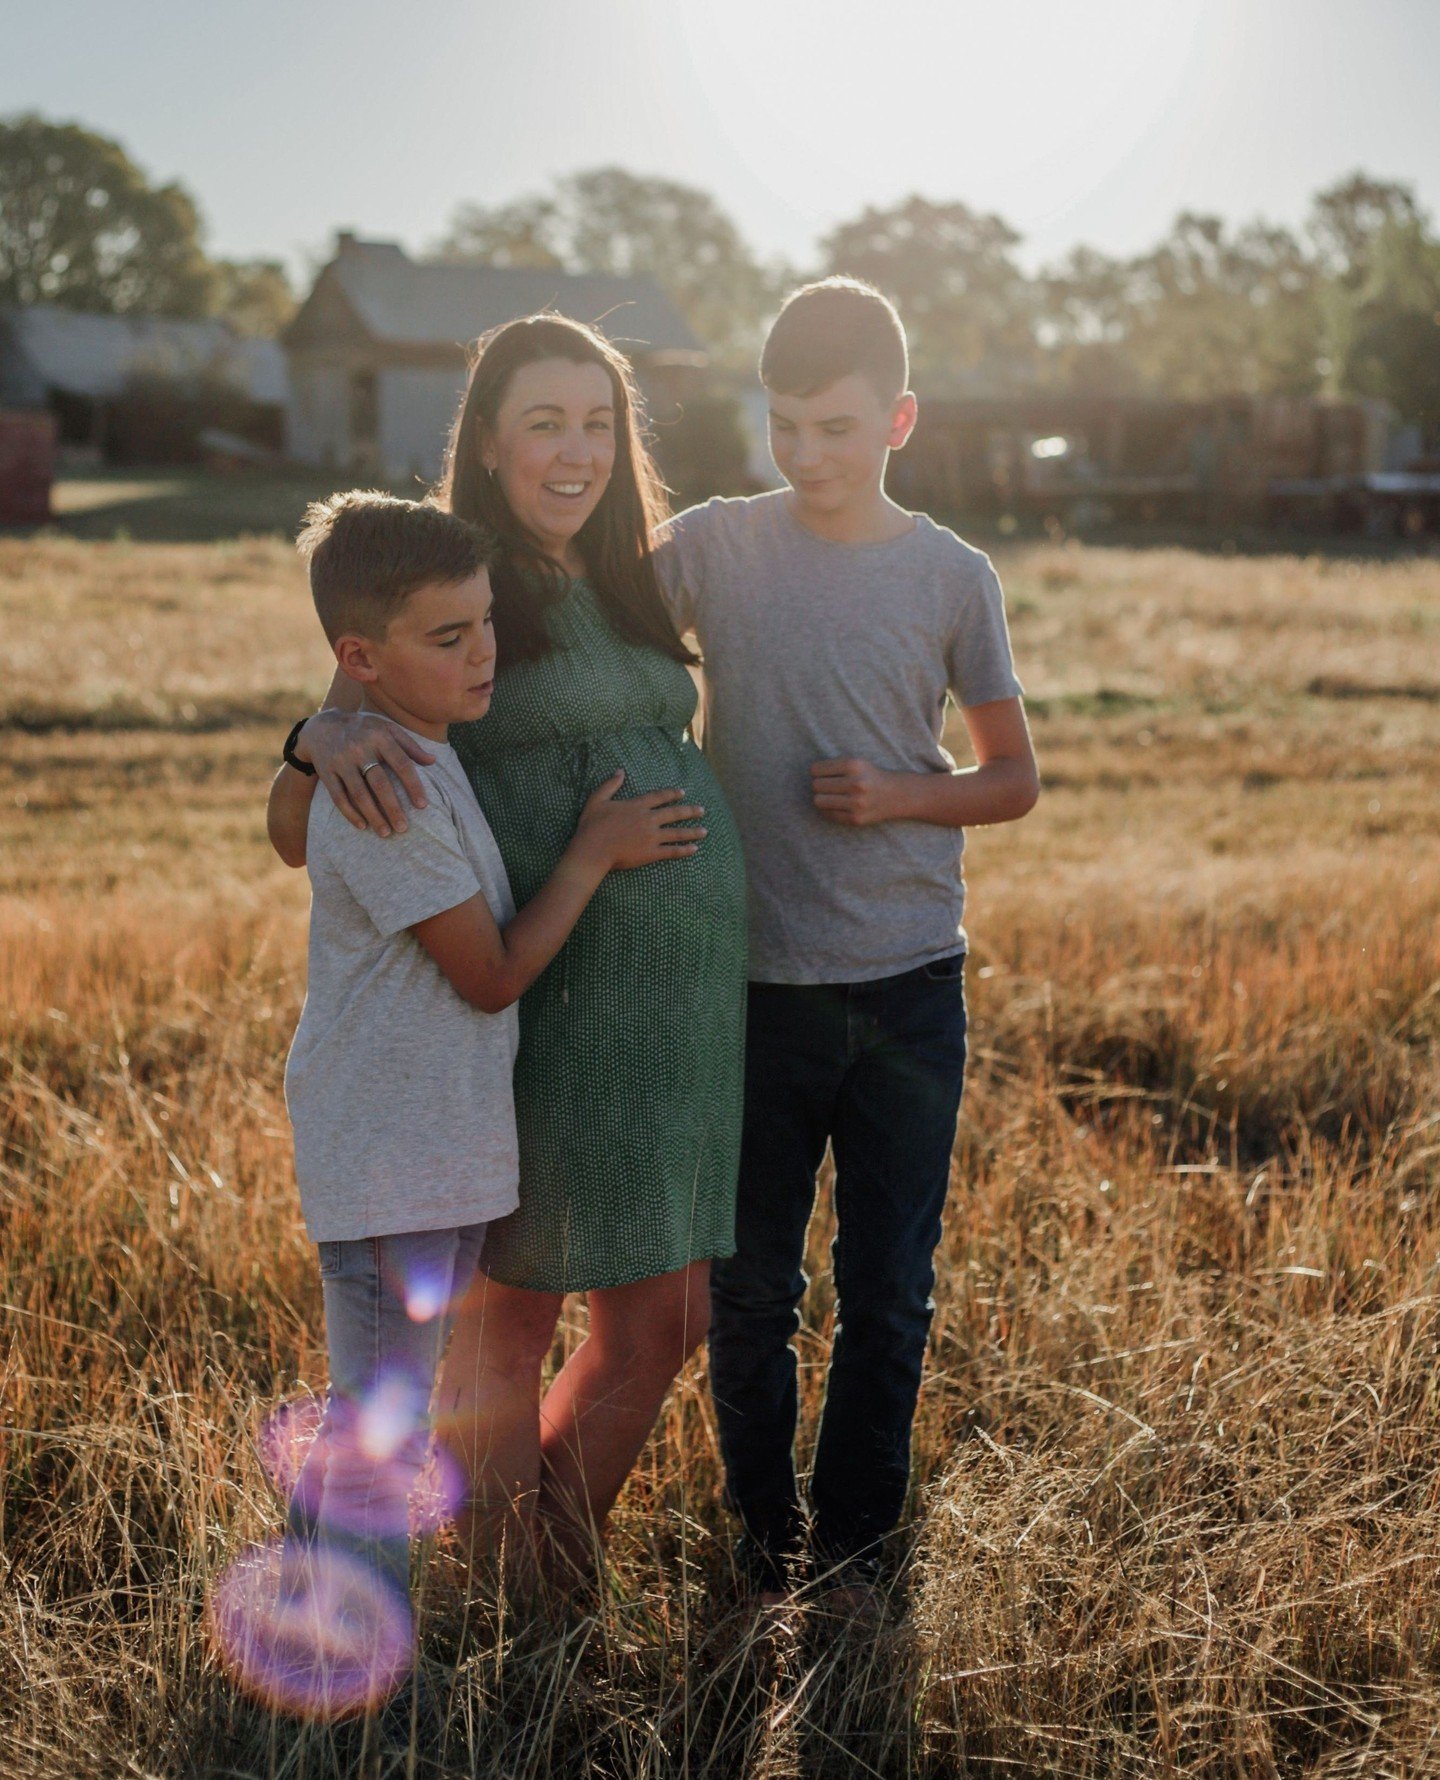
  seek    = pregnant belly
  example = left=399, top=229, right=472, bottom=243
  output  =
left=475, top=730, right=745, bottom=931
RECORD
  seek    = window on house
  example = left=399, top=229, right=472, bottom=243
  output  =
left=349, top=370, right=378, bottom=458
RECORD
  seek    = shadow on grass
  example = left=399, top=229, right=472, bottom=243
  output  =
left=934, top=508, right=1437, bottom=562
left=33, top=470, right=422, bottom=544
left=11, top=473, right=1436, bottom=557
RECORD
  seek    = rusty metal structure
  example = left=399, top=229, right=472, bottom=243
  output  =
left=0, top=409, right=55, bottom=525
left=889, top=392, right=1393, bottom=529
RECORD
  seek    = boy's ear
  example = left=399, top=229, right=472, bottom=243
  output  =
left=333, top=632, right=382, bottom=686
left=888, top=393, right=919, bottom=451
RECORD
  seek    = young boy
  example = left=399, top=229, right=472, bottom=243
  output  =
left=654, top=279, right=1039, bottom=1606
left=272, top=493, right=703, bottom=1681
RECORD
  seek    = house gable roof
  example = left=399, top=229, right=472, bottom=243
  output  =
left=0, top=304, right=287, bottom=404
left=289, top=238, right=702, bottom=357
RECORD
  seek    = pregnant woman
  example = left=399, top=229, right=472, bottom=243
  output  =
left=267, top=316, right=745, bottom=1580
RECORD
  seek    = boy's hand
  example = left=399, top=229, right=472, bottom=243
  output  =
left=810, top=758, right=900, bottom=827
left=573, top=771, right=707, bottom=870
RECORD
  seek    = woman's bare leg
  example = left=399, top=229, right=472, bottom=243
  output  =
left=435, top=1271, right=563, bottom=1584
left=537, top=1260, right=711, bottom=1573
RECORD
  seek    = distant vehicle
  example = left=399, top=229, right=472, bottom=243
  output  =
left=1268, top=470, right=1440, bottom=538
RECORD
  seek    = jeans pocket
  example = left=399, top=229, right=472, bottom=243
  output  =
left=316, top=1240, right=344, bottom=1279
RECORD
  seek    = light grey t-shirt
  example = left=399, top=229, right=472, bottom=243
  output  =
left=285, top=733, right=521, bottom=1242
left=655, top=492, right=1023, bottom=984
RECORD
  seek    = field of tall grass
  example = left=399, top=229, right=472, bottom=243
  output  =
left=3, top=534, right=1438, bottom=1777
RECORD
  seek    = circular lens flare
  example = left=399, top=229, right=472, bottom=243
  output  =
left=257, top=1392, right=467, bottom=1537
left=377, top=1247, right=463, bottom=1325
left=409, top=1435, right=467, bottom=1537
left=255, top=1395, right=324, bottom=1499
left=209, top=1541, right=413, bottom=1720
left=404, top=1270, right=451, bottom=1323
left=357, top=1374, right=427, bottom=1463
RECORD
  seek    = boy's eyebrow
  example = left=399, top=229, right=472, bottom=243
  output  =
left=424, top=617, right=471, bottom=637
left=769, top=407, right=857, bottom=426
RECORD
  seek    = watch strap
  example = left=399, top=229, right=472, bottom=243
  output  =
left=282, top=716, right=318, bottom=776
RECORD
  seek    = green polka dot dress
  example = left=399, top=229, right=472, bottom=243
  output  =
left=450, top=580, right=746, bottom=1294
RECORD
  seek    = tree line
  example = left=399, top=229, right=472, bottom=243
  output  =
left=4, top=113, right=1438, bottom=431
left=0, top=115, right=295, bottom=338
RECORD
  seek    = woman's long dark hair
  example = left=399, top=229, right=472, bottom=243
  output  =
left=436, top=314, right=696, bottom=667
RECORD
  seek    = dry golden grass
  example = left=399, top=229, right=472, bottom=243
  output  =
left=0, top=535, right=328, bottom=731
left=2, top=537, right=1438, bottom=1777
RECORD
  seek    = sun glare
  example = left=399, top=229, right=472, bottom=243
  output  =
left=665, top=0, right=1219, bottom=261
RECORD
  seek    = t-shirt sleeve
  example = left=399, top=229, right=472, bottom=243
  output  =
left=316, top=784, right=482, bottom=938
left=651, top=503, right=711, bottom=635
left=945, top=554, right=1025, bottom=707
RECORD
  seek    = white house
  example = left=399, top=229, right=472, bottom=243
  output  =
left=0, top=304, right=287, bottom=459
left=283, top=235, right=704, bottom=482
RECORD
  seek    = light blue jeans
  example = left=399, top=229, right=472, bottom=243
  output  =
left=283, top=1223, right=489, bottom=1601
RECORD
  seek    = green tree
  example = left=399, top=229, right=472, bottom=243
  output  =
left=1038, top=214, right=1323, bottom=400
left=1302, top=174, right=1440, bottom=429
left=562, top=168, right=776, bottom=364
left=0, top=113, right=215, bottom=315
left=1308, top=172, right=1424, bottom=287
left=211, top=258, right=296, bottom=338
left=1037, top=244, right=1143, bottom=394
left=820, top=196, right=1037, bottom=390
left=439, top=169, right=775, bottom=366
left=439, top=197, right=565, bottom=269
left=1123, top=213, right=1322, bottom=398
left=1325, top=215, right=1440, bottom=430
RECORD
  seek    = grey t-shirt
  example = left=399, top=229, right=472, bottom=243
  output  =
left=285, top=733, right=521, bottom=1241
left=655, top=492, right=1023, bottom=984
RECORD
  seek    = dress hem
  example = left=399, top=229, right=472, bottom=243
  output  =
left=478, top=1241, right=737, bottom=1296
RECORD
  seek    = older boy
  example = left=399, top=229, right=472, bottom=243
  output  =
left=655, top=279, right=1039, bottom=1605
left=269, top=493, right=703, bottom=1689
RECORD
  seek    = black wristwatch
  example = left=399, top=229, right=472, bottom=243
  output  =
left=282, top=716, right=318, bottom=776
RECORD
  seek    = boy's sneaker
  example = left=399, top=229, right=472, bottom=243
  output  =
left=814, top=1553, right=885, bottom=1626
left=732, top=1530, right=809, bottom=1599
left=729, top=1532, right=809, bottom=1642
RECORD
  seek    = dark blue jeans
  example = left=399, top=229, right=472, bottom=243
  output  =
left=709, top=955, right=968, bottom=1584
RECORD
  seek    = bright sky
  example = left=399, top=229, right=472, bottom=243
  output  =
left=9, top=0, right=1440, bottom=282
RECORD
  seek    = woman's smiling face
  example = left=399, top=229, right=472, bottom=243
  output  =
left=481, top=357, right=618, bottom=569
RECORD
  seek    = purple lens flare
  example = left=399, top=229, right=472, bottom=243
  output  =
left=380, top=1243, right=474, bottom=1326
left=408, top=1432, right=467, bottom=1537
left=255, top=1394, right=324, bottom=1500
left=209, top=1541, right=413, bottom=1720
left=257, top=1386, right=468, bottom=1538
left=356, top=1372, right=428, bottom=1463
left=400, top=1258, right=454, bottom=1324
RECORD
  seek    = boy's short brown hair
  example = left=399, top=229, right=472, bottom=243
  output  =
left=760, top=277, right=909, bottom=403
left=297, top=490, right=495, bottom=643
